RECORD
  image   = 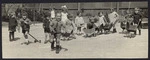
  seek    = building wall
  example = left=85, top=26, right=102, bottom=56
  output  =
left=40, top=2, right=148, bottom=16
left=2, top=1, right=148, bottom=16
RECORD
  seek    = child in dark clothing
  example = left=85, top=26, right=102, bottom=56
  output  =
left=43, top=15, right=51, bottom=44
left=8, top=12, right=18, bottom=41
left=20, top=14, right=32, bottom=44
left=87, top=17, right=96, bottom=29
left=50, top=13, right=65, bottom=54
left=84, top=17, right=97, bottom=37
left=130, top=8, right=143, bottom=35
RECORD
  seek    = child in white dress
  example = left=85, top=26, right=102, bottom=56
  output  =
left=60, top=5, right=68, bottom=40
left=75, top=11, right=85, bottom=35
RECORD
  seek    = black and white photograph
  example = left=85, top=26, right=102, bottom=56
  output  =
left=1, top=1, right=148, bottom=58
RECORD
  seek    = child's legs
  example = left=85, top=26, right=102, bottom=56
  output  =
left=51, top=33, right=56, bottom=49
left=81, top=26, right=85, bottom=34
left=23, top=30, right=29, bottom=42
left=77, top=27, right=81, bottom=34
left=44, top=28, right=49, bottom=40
left=61, top=27, right=65, bottom=39
left=112, top=22, right=116, bottom=29
left=9, top=32, right=12, bottom=40
left=111, top=22, right=117, bottom=32
left=24, top=31, right=28, bottom=39
left=45, top=33, right=48, bottom=40
left=49, top=33, right=51, bottom=41
left=63, top=32, right=68, bottom=39
left=55, top=33, right=61, bottom=53
left=50, top=33, right=54, bottom=42
left=17, top=24, right=20, bottom=32
left=77, top=27, right=79, bottom=33
left=56, top=33, right=61, bottom=46
left=79, top=27, right=81, bottom=32
left=71, top=31, right=76, bottom=38
left=12, top=31, right=15, bottom=39
left=100, top=24, right=104, bottom=33
left=138, top=22, right=141, bottom=35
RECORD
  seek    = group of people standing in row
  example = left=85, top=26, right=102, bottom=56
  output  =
left=8, top=5, right=143, bottom=54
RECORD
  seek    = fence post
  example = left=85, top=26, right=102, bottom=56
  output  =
left=116, top=2, right=119, bottom=12
left=33, top=4, right=36, bottom=25
left=77, top=3, right=81, bottom=11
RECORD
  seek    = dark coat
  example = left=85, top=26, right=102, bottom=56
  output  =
left=8, top=17, right=18, bottom=32
left=131, top=12, right=142, bottom=24
left=43, top=19, right=50, bottom=28
left=20, top=18, right=32, bottom=31
left=51, top=20, right=64, bottom=33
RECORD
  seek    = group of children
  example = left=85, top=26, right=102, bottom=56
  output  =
left=121, top=7, right=143, bottom=36
left=42, top=6, right=122, bottom=53
left=82, top=8, right=119, bottom=37
left=42, top=5, right=78, bottom=54
left=8, top=4, right=143, bottom=54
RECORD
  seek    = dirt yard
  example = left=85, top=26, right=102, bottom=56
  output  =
left=2, top=22, right=148, bottom=58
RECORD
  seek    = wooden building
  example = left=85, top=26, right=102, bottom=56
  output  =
left=2, top=1, right=148, bottom=16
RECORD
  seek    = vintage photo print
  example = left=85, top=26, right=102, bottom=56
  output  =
left=1, top=1, right=148, bottom=59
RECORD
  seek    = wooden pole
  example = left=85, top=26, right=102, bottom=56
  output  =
left=33, top=4, right=35, bottom=25
left=116, top=2, right=119, bottom=12
left=39, top=3, right=41, bottom=12
left=41, top=4, right=43, bottom=12
left=111, top=2, right=112, bottom=8
left=127, top=2, right=131, bottom=13
left=129, top=2, right=131, bottom=9
left=77, top=3, right=81, bottom=11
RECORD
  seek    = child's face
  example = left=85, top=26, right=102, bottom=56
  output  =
left=110, top=9, right=115, bottom=13
left=69, top=17, right=74, bottom=21
left=62, top=9, right=67, bottom=13
left=22, top=16, right=27, bottom=19
left=56, top=14, right=61, bottom=21
left=79, top=13, right=82, bottom=16
left=90, top=17, right=95, bottom=22
left=99, top=13, right=103, bottom=16
left=46, top=17, right=49, bottom=19
left=135, top=10, right=139, bottom=13
left=126, top=10, right=130, bottom=14
left=52, top=8, right=54, bottom=10
left=11, top=15, right=15, bottom=18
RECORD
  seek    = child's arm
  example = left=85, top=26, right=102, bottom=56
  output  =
left=139, top=13, right=143, bottom=21
left=49, top=24, right=55, bottom=33
left=61, top=21, right=66, bottom=28
left=28, top=19, right=32, bottom=25
left=71, top=21, right=76, bottom=30
left=103, top=16, right=108, bottom=24
left=129, top=13, right=134, bottom=18
left=24, top=19, right=32, bottom=25
left=15, top=18, right=18, bottom=27
left=74, top=17, right=77, bottom=25
left=19, top=19, right=23, bottom=27
left=81, top=17, right=85, bottom=24
left=43, top=20, right=45, bottom=28
left=115, top=12, right=119, bottom=19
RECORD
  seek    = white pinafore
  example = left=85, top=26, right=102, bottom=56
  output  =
left=61, top=12, right=68, bottom=24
